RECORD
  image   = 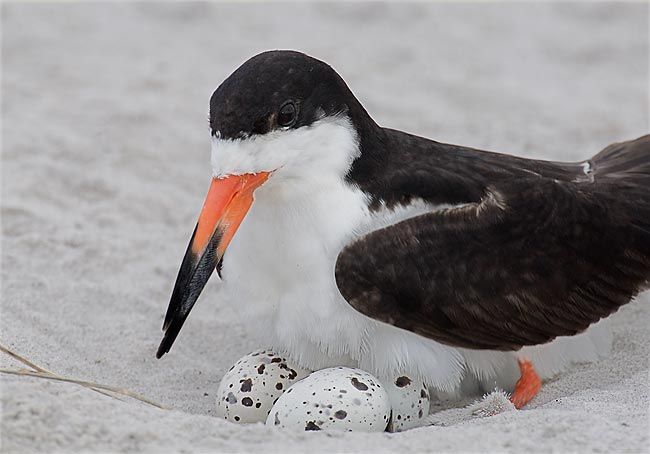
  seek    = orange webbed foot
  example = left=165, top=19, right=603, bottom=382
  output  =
left=510, top=358, right=541, bottom=409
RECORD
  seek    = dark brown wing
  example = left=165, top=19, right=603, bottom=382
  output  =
left=335, top=175, right=650, bottom=351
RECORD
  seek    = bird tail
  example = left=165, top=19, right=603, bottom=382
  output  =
left=592, top=134, right=650, bottom=290
left=591, top=134, right=650, bottom=185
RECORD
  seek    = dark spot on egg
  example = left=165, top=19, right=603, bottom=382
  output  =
left=234, top=416, right=240, bottom=421
left=271, top=357, right=282, bottom=363
left=334, top=410, right=347, bottom=420
left=226, top=392, right=237, bottom=404
left=257, top=364, right=265, bottom=374
left=241, top=397, right=253, bottom=407
left=288, top=369, right=298, bottom=379
left=351, top=378, right=368, bottom=391
left=305, top=421, right=321, bottom=431
left=274, top=413, right=280, bottom=425
left=419, top=409, right=423, bottom=418
left=240, top=378, right=253, bottom=392
left=276, top=383, right=283, bottom=390
left=395, top=376, right=411, bottom=387
left=255, top=402, right=261, bottom=408
left=421, top=389, right=428, bottom=399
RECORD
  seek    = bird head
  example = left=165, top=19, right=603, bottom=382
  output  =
left=157, top=50, right=373, bottom=358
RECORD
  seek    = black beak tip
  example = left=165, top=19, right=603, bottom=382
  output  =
left=155, top=314, right=188, bottom=360
left=155, top=225, right=220, bottom=361
left=156, top=336, right=169, bottom=359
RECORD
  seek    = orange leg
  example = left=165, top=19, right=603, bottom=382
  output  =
left=510, top=359, right=542, bottom=409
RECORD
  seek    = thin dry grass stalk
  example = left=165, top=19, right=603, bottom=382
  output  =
left=0, top=344, right=168, bottom=410
left=0, top=343, right=117, bottom=400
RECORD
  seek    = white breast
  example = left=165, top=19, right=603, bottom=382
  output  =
left=221, top=174, right=469, bottom=391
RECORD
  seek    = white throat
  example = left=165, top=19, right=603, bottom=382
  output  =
left=210, top=115, right=360, bottom=183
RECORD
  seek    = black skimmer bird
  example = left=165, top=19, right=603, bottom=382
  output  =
left=157, top=50, right=650, bottom=408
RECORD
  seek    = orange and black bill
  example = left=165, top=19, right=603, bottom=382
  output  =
left=156, top=172, right=269, bottom=358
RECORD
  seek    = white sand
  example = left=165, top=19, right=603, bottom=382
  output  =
left=1, top=2, right=648, bottom=452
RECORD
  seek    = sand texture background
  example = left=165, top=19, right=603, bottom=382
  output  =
left=1, top=2, right=649, bottom=453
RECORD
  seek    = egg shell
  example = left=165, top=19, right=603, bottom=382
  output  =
left=216, top=350, right=311, bottom=424
left=384, top=375, right=430, bottom=432
left=266, top=367, right=390, bottom=432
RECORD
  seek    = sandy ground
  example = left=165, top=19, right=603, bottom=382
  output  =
left=1, top=2, right=649, bottom=453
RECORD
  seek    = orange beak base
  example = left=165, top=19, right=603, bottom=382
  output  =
left=157, top=172, right=269, bottom=358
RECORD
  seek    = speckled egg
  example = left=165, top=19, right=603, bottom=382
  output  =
left=215, top=350, right=311, bottom=423
left=384, top=375, right=430, bottom=432
left=266, top=367, right=391, bottom=432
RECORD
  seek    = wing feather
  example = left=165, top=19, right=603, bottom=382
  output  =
left=335, top=176, right=650, bottom=351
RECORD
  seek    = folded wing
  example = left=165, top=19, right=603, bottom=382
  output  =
left=335, top=171, right=650, bottom=350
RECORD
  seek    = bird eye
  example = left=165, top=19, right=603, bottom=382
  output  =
left=278, top=101, right=297, bottom=127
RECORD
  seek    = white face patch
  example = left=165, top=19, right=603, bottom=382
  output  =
left=210, top=116, right=360, bottom=186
